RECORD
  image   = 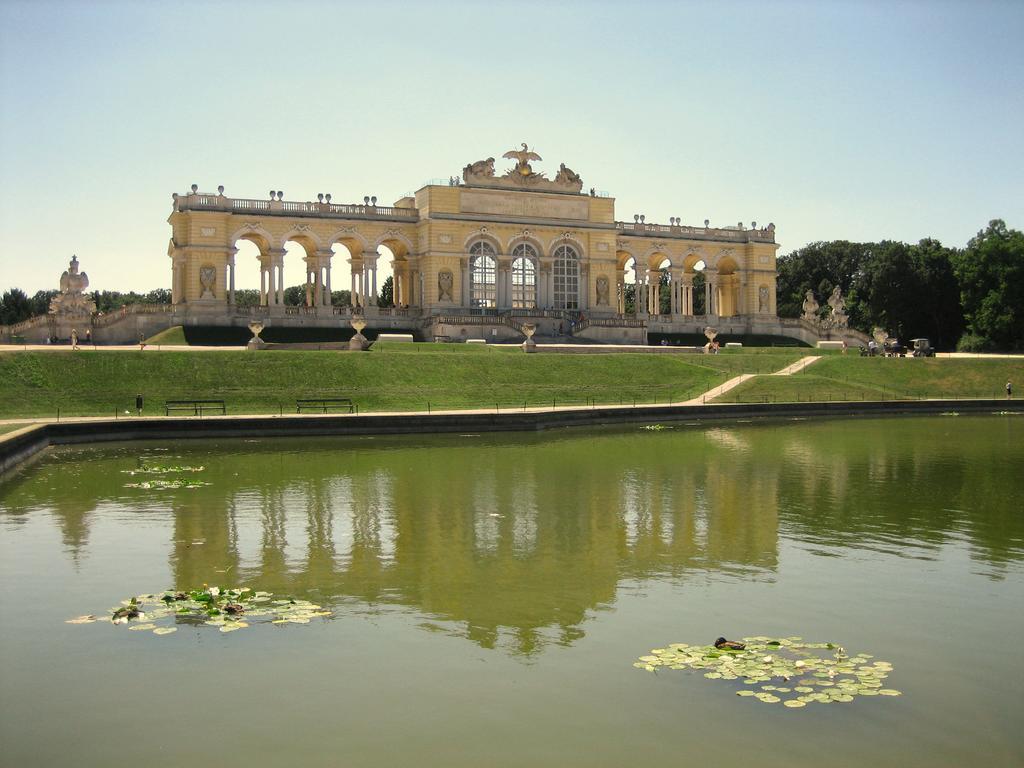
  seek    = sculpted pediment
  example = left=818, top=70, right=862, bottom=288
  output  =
left=462, top=144, right=584, bottom=194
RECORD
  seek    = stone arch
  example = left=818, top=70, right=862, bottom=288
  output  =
left=681, top=247, right=707, bottom=273
left=548, top=232, right=585, bottom=258
left=641, top=246, right=673, bottom=270
left=280, top=227, right=323, bottom=255
left=327, top=227, right=369, bottom=256
left=615, top=248, right=636, bottom=270
left=463, top=230, right=503, bottom=254
left=375, top=230, right=414, bottom=259
left=506, top=232, right=545, bottom=256
left=230, top=224, right=274, bottom=253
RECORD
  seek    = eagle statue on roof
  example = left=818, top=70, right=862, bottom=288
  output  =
left=503, top=143, right=543, bottom=177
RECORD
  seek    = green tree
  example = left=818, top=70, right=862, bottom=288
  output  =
left=0, top=289, right=32, bottom=325
left=30, top=290, right=58, bottom=316
left=378, top=276, right=394, bottom=307
left=692, top=271, right=706, bottom=315
left=233, top=290, right=260, bottom=308
left=952, top=219, right=1024, bottom=350
left=775, top=241, right=869, bottom=322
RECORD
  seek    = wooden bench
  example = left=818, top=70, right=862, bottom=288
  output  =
left=165, top=399, right=226, bottom=416
left=296, top=398, right=356, bottom=414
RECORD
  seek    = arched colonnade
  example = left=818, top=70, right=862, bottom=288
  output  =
left=219, top=226, right=417, bottom=309
left=614, top=247, right=744, bottom=317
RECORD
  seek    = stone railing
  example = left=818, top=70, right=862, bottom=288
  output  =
left=586, top=316, right=648, bottom=328
left=615, top=221, right=775, bottom=244
left=174, top=192, right=419, bottom=222
left=4, top=314, right=51, bottom=334
left=92, top=303, right=174, bottom=327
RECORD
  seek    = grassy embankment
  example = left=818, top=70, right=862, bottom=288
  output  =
left=143, top=326, right=188, bottom=345
left=713, top=355, right=1024, bottom=403
left=0, top=345, right=806, bottom=419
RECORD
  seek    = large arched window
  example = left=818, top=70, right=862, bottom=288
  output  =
left=469, top=241, right=496, bottom=308
left=511, top=243, right=537, bottom=309
left=552, top=244, right=579, bottom=310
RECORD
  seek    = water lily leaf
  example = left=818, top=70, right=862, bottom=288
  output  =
left=153, top=627, right=177, bottom=635
left=784, top=700, right=806, bottom=708
left=878, top=689, right=902, bottom=696
left=128, top=623, right=157, bottom=631
left=66, top=615, right=97, bottom=624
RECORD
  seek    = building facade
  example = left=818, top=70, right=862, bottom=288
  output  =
left=165, top=145, right=784, bottom=342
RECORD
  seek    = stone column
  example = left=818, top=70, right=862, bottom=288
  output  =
left=682, top=274, right=694, bottom=315
left=324, top=259, right=333, bottom=306
left=226, top=249, right=236, bottom=306
left=349, top=262, right=357, bottom=307
left=704, top=269, right=718, bottom=316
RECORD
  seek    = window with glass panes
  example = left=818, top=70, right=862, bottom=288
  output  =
left=469, top=241, right=496, bottom=308
left=511, top=243, right=537, bottom=309
left=552, top=244, right=579, bottom=309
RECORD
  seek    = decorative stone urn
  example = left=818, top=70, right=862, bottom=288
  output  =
left=521, top=323, right=537, bottom=353
left=247, top=320, right=266, bottom=349
left=703, top=326, right=718, bottom=353
left=349, top=317, right=370, bottom=351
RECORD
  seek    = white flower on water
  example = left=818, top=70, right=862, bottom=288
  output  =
left=208, top=587, right=220, bottom=597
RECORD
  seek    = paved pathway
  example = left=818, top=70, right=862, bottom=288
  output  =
left=679, top=355, right=822, bottom=405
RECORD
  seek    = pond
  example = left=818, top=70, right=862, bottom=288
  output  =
left=1, top=415, right=1022, bottom=767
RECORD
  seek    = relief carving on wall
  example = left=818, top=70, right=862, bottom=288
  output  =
left=595, top=276, right=610, bottom=306
left=200, top=264, right=217, bottom=299
left=759, top=286, right=769, bottom=313
left=438, top=270, right=454, bottom=302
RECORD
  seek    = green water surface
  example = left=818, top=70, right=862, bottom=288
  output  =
left=1, top=415, right=1022, bottom=767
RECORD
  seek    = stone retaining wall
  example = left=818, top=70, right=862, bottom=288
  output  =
left=3, top=400, right=1021, bottom=480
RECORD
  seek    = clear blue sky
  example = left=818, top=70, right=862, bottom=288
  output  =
left=1, top=0, right=1022, bottom=294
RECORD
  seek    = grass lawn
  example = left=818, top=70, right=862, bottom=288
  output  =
left=714, top=356, right=1024, bottom=403
left=144, top=326, right=188, bottom=345
left=0, top=347, right=810, bottom=418
left=0, top=423, right=33, bottom=436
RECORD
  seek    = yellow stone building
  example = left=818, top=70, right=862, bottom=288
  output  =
left=166, top=145, right=784, bottom=343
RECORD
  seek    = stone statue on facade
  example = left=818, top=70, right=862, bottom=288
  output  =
left=800, top=290, right=819, bottom=323
left=502, top=143, right=543, bottom=178
left=50, top=255, right=97, bottom=316
left=437, top=270, right=454, bottom=302
left=555, top=163, right=583, bottom=192
left=595, top=275, right=610, bottom=305
left=759, top=286, right=769, bottom=313
left=827, top=286, right=848, bottom=328
left=462, top=158, right=495, bottom=183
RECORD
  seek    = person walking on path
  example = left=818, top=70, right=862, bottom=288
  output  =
left=71, top=329, right=79, bottom=350
left=1007, top=381, right=1013, bottom=399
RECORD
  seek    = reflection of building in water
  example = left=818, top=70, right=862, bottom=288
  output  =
left=152, top=437, right=781, bottom=655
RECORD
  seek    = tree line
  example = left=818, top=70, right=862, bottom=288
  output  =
left=776, top=219, right=1021, bottom=351
left=0, top=277, right=397, bottom=326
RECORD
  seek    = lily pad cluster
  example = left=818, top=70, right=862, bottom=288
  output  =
left=123, top=479, right=210, bottom=490
left=122, top=464, right=206, bottom=475
left=634, top=637, right=900, bottom=708
left=122, top=463, right=209, bottom=490
left=66, top=587, right=331, bottom=636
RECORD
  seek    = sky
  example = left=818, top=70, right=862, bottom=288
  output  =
left=1, top=0, right=1022, bottom=294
